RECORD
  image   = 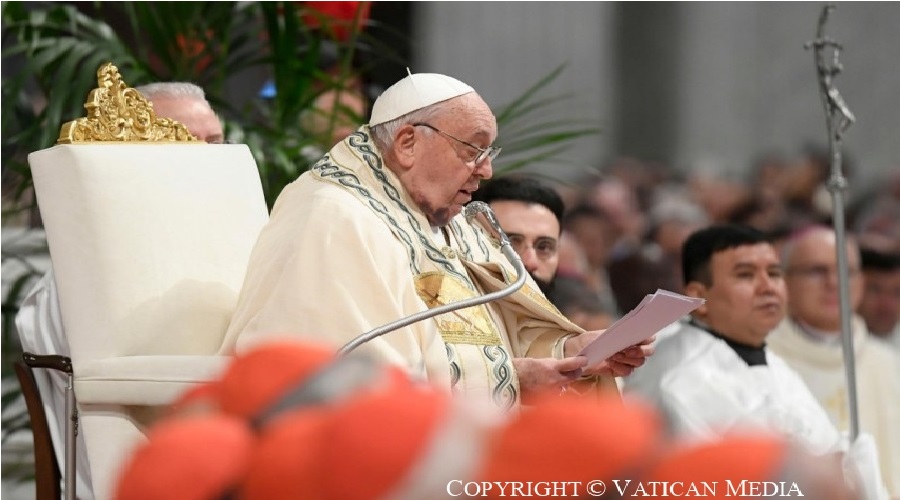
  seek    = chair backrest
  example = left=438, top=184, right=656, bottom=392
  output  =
left=28, top=143, right=269, bottom=362
left=22, top=63, right=271, bottom=500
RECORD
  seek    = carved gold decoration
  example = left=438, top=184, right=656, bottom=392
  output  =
left=414, top=272, right=503, bottom=346
left=58, top=63, right=200, bottom=144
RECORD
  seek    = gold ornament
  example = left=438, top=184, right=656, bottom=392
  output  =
left=58, top=63, right=199, bottom=144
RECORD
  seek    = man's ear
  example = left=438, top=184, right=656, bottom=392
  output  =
left=390, top=124, right=417, bottom=170
left=684, top=281, right=709, bottom=317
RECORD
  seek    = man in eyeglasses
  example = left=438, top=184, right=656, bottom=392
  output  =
left=473, top=176, right=564, bottom=296
left=225, top=73, right=650, bottom=407
left=767, top=225, right=900, bottom=496
left=475, top=176, right=616, bottom=329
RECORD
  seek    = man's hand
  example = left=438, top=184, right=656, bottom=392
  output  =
left=564, top=331, right=656, bottom=378
left=513, top=356, right=587, bottom=404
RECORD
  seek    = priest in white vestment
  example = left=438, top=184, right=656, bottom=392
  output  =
left=768, top=226, right=900, bottom=497
left=224, top=73, right=650, bottom=409
left=624, top=225, right=892, bottom=499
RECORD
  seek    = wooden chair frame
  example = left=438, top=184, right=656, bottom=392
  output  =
left=14, top=352, right=77, bottom=500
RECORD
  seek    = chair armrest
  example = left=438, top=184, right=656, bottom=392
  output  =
left=73, top=355, right=231, bottom=406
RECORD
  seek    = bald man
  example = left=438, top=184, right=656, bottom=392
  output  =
left=15, top=82, right=224, bottom=498
left=768, top=226, right=900, bottom=496
left=135, top=82, right=224, bottom=144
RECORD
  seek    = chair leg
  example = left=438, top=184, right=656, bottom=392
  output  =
left=65, top=371, right=77, bottom=500
left=13, top=360, right=62, bottom=500
left=21, top=352, right=77, bottom=500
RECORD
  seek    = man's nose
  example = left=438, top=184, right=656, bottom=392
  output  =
left=518, top=246, right=539, bottom=272
left=757, top=273, right=780, bottom=293
left=475, top=158, right=493, bottom=180
left=819, top=268, right=841, bottom=289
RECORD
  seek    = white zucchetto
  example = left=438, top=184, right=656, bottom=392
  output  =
left=369, top=72, right=474, bottom=126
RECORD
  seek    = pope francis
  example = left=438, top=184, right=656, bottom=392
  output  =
left=224, top=72, right=652, bottom=409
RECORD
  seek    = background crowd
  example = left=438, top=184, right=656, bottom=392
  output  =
left=526, top=151, right=899, bottom=342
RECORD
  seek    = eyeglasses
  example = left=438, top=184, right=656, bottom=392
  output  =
left=508, top=234, right=558, bottom=260
left=413, top=123, right=501, bottom=165
left=787, top=264, right=859, bottom=282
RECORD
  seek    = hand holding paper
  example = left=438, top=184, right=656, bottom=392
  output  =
left=577, top=289, right=705, bottom=366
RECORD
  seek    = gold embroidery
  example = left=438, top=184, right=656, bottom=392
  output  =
left=58, top=63, right=199, bottom=144
left=520, top=282, right=560, bottom=314
left=414, top=272, right=502, bottom=346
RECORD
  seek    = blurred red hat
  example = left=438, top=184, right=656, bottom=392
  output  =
left=635, top=434, right=786, bottom=499
left=241, top=407, right=333, bottom=500
left=216, top=341, right=339, bottom=419
left=242, top=382, right=475, bottom=500
left=115, top=415, right=254, bottom=500
left=478, top=393, right=662, bottom=491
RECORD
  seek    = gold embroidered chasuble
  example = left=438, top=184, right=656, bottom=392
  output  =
left=224, top=127, right=600, bottom=409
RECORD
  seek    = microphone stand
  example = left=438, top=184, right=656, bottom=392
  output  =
left=805, top=4, right=859, bottom=441
left=339, top=202, right=527, bottom=355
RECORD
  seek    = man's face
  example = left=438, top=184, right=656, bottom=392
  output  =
left=859, top=267, right=900, bottom=335
left=784, top=229, right=862, bottom=331
left=150, top=96, right=224, bottom=144
left=490, top=200, right=560, bottom=291
left=406, top=94, right=496, bottom=226
left=689, top=243, right=786, bottom=347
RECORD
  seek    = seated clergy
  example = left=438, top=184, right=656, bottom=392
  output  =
left=624, top=224, right=842, bottom=455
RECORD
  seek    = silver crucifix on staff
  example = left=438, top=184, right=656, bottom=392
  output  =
left=804, top=4, right=860, bottom=442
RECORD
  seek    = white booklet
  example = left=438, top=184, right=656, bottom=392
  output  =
left=576, top=289, right=705, bottom=364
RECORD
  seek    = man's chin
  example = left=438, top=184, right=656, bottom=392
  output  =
left=427, top=207, right=453, bottom=227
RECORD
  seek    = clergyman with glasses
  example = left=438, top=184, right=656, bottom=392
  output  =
left=768, top=225, right=900, bottom=495
left=473, top=176, right=565, bottom=297
left=224, top=73, right=652, bottom=406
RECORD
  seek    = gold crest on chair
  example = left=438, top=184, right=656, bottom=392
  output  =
left=57, top=62, right=199, bottom=144
left=26, top=62, right=269, bottom=499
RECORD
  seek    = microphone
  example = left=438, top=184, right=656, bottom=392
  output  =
left=339, top=201, right=527, bottom=354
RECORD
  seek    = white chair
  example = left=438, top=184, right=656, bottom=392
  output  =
left=26, top=64, right=269, bottom=499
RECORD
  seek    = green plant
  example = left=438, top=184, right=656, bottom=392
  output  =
left=493, top=64, right=599, bottom=176
left=2, top=1, right=393, bottom=210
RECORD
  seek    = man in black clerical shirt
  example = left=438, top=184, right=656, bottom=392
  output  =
left=622, top=225, right=844, bottom=457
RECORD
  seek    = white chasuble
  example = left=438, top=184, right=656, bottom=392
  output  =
left=224, top=127, right=591, bottom=410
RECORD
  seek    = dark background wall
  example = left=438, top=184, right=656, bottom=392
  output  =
left=415, top=2, right=899, bottom=196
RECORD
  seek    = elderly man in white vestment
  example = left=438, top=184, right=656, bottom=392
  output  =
left=768, top=226, right=900, bottom=496
left=14, top=82, right=224, bottom=499
left=224, top=73, right=652, bottom=408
